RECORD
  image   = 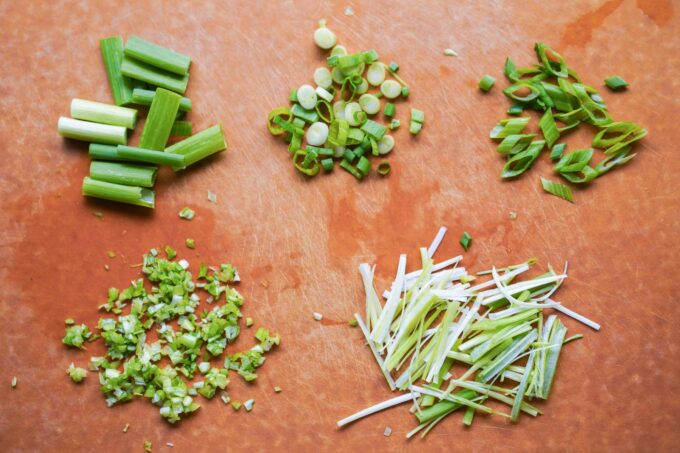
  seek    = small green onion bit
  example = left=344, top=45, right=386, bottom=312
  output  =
left=479, top=75, right=496, bottom=92
left=58, top=117, right=127, bottom=145
left=377, top=162, right=391, bottom=176
left=604, top=75, right=628, bottom=91
left=383, top=103, right=395, bottom=117
left=131, top=88, right=192, bottom=112
left=460, top=231, right=472, bottom=251
left=71, top=98, right=137, bottom=129
left=165, top=125, right=227, bottom=170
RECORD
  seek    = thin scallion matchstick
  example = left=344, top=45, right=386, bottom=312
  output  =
left=139, top=88, right=181, bottom=150
left=100, top=36, right=135, bottom=106
left=121, top=56, right=189, bottom=94
left=132, top=88, right=192, bottom=112
left=71, top=99, right=138, bottom=129
left=89, top=161, right=157, bottom=188
left=117, top=145, right=186, bottom=168
left=165, top=125, right=227, bottom=170
left=58, top=117, right=127, bottom=145
left=82, top=176, right=155, bottom=208
left=124, top=35, right=191, bottom=76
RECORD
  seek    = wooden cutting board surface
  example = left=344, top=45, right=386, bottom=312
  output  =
left=1, top=1, right=679, bottom=451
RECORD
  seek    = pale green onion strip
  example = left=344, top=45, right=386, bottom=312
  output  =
left=354, top=313, right=396, bottom=391
left=510, top=349, right=536, bottom=421
left=410, top=385, right=509, bottom=417
left=445, top=379, right=541, bottom=416
left=337, top=392, right=419, bottom=427
left=548, top=298, right=601, bottom=330
left=71, top=99, right=137, bottom=129
left=58, top=117, right=127, bottom=145
left=427, top=226, right=448, bottom=258
left=371, top=254, right=407, bottom=347
left=358, top=263, right=383, bottom=332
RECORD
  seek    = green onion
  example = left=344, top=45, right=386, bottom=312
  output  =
left=401, top=86, right=411, bottom=98
left=339, top=159, right=363, bottom=179
left=170, top=121, right=193, bottom=137
left=501, top=140, right=544, bottom=179
left=71, top=99, right=137, bottom=129
left=291, top=103, right=320, bottom=123
left=497, top=134, right=536, bottom=155
left=132, top=88, right=192, bottom=112
left=538, top=110, right=559, bottom=148
left=89, top=143, right=128, bottom=161
left=117, top=145, right=186, bottom=168
left=535, top=42, right=568, bottom=78
left=329, top=119, right=350, bottom=146
left=100, top=36, right=135, bottom=106
left=459, top=231, right=472, bottom=251
left=139, top=88, right=181, bottom=150
left=82, top=176, right=155, bottom=208
left=507, top=104, right=524, bottom=116
left=503, top=82, right=540, bottom=103
left=383, top=102, right=395, bottom=117
left=179, top=207, right=195, bottom=219
left=361, top=119, right=387, bottom=140
left=11, top=376, right=17, bottom=388
left=165, top=125, right=227, bottom=169
left=604, top=75, right=628, bottom=91
left=479, top=75, right=496, bottom=92
left=121, top=56, right=189, bottom=94
left=67, top=363, right=88, bottom=383
left=124, top=35, right=191, bottom=76
left=90, top=161, right=157, bottom=187
left=553, top=148, right=593, bottom=173
left=321, top=158, right=334, bottom=172
left=503, top=58, right=519, bottom=82
left=594, top=146, right=635, bottom=175
left=293, top=150, right=320, bottom=176
left=490, top=117, right=529, bottom=140
left=389, top=119, right=401, bottom=130
left=58, top=117, right=127, bottom=145
left=356, top=156, right=371, bottom=176
left=540, top=177, right=573, bottom=202
left=377, top=162, right=391, bottom=176
left=388, top=62, right=399, bottom=73
left=559, top=165, right=598, bottom=184
left=549, top=143, right=566, bottom=161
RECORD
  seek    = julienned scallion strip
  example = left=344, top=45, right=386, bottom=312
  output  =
left=117, top=145, right=186, bottom=168
left=139, top=88, right=181, bottom=150
left=124, top=35, right=191, bottom=76
left=132, top=88, right=192, bottom=112
left=58, top=117, right=127, bottom=145
left=100, top=36, right=134, bottom=106
left=121, top=56, right=189, bottom=94
left=82, top=176, right=154, bottom=208
left=165, top=125, right=227, bottom=170
left=71, top=99, right=137, bottom=129
left=89, top=161, right=157, bottom=188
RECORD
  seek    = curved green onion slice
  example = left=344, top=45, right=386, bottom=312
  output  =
left=581, top=100, right=612, bottom=127
left=605, top=127, right=647, bottom=155
left=497, top=134, right=536, bottom=155
left=541, top=177, right=573, bottom=203
left=501, top=140, right=544, bottom=179
left=291, top=103, right=319, bottom=123
left=553, top=148, right=593, bottom=173
left=490, top=117, right=530, bottom=140
left=377, top=162, right=391, bottom=176
left=346, top=128, right=365, bottom=145
left=592, top=121, right=646, bottom=150
left=272, top=116, right=304, bottom=137
left=329, top=119, right=349, bottom=146
left=538, top=110, right=559, bottom=148
left=292, top=150, right=320, bottom=176
left=503, top=82, right=540, bottom=103
left=503, top=58, right=519, bottom=82
left=595, top=145, right=635, bottom=175
left=267, top=107, right=292, bottom=135
left=315, top=100, right=334, bottom=123
left=554, top=108, right=586, bottom=131
left=539, top=82, right=576, bottom=112
left=559, top=165, right=598, bottom=184
left=535, top=43, right=568, bottom=78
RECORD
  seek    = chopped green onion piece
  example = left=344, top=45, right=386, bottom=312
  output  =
left=132, top=88, right=192, bottom=112
left=401, top=86, right=410, bottom=98
left=538, top=110, right=559, bottom=148
left=117, top=145, right=185, bottom=168
left=71, top=99, right=137, bottom=129
left=497, top=134, right=536, bottom=155
left=144, top=440, right=152, bottom=452
left=100, top=36, right=135, bottom=106
left=164, top=245, right=177, bottom=260
left=377, top=162, right=391, bottom=177
left=58, top=117, right=127, bottom=145
left=501, top=140, right=545, bottom=179
left=507, top=104, right=524, bottom=116
left=361, top=120, right=387, bottom=140
left=503, top=82, right=540, bottom=103
left=559, top=165, right=598, bottom=184
left=321, top=158, right=334, bottom=172
left=170, top=121, right=193, bottom=137
left=307, top=146, right=334, bottom=157
left=339, top=159, right=363, bottom=179
left=139, top=88, right=181, bottom=150
left=231, top=401, right=242, bottom=411
left=293, top=150, right=320, bottom=176
left=604, top=75, right=628, bottom=91
left=550, top=143, right=566, bottom=161
left=460, top=231, right=472, bottom=251
left=489, top=117, right=529, bottom=140
left=82, top=176, right=154, bottom=208
left=504, top=58, right=519, bottom=82
left=65, top=318, right=75, bottom=325
left=246, top=317, right=254, bottom=328
left=67, top=363, right=88, bottom=383
left=11, top=376, right=17, bottom=388
left=185, top=238, right=196, bottom=249
left=328, top=119, right=350, bottom=146
left=595, top=146, right=635, bottom=175
left=389, top=119, right=401, bottom=130
left=380, top=80, right=402, bottom=99
left=121, top=56, right=189, bottom=94
left=122, top=423, right=129, bottom=433
left=384, top=102, right=395, bottom=117
left=274, top=386, right=282, bottom=393
left=124, top=35, right=191, bottom=76
left=535, top=42, right=568, bottom=78
left=244, top=399, right=255, bottom=412
left=553, top=148, right=593, bottom=173
left=409, top=122, right=423, bottom=135
left=479, top=75, right=496, bottom=92
left=267, top=108, right=292, bottom=135
left=541, top=177, right=573, bottom=202
left=343, top=149, right=356, bottom=162
left=90, top=161, right=157, bottom=188
left=388, top=62, right=399, bottom=73
left=89, top=143, right=128, bottom=161
left=356, top=156, right=371, bottom=176
left=179, top=207, right=195, bottom=219
left=411, top=108, right=425, bottom=124
left=291, top=103, right=319, bottom=123
left=165, top=125, right=227, bottom=169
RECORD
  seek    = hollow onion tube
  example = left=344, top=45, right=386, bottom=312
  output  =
left=82, top=176, right=154, bottom=208
left=71, top=99, right=137, bottom=129
left=121, top=56, right=189, bottom=94
left=132, top=88, right=192, bottom=112
left=89, top=161, right=157, bottom=188
left=139, top=88, right=181, bottom=150
left=117, top=145, right=186, bottom=168
left=165, top=125, right=227, bottom=170
left=99, top=36, right=134, bottom=106
left=58, top=117, right=127, bottom=145
left=124, top=35, right=191, bottom=76
left=89, top=143, right=128, bottom=161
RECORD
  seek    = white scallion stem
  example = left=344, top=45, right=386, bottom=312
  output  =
left=548, top=299, right=601, bottom=330
left=354, top=314, right=396, bottom=390
left=337, top=392, right=418, bottom=427
left=427, top=226, right=448, bottom=258
left=58, top=117, right=127, bottom=145
left=71, top=98, right=138, bottom=129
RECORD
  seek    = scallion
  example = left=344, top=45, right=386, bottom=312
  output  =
left=139, top=88, right=181, bottom=150
left=58, top=117, right=127, bottom=145
left=121, top=56, right=189, bottom=94
left=82, top=176, right=155, bottom=208
left=117, top=145, right=186, bottom=168
left=479, top=75, right=496, bottom=92
left=124, top=35, right=191, bottom=76
left=165, top=125, right=227, bottom=169
left=71, top=99, right=137, bottom=129
left=100, top=36, right=135, bottom=106
left=132, top=88, right=192, bottom=112
left=540, top=177, right=573, bottom=203
left=90, top=161, right=157, bottom=188
left=604, top=75, right=628, bottom=91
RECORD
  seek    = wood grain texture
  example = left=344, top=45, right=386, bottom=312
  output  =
left=0, top=0, right=679, bottom=451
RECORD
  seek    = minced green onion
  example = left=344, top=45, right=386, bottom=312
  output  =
left=89, top=161, right=157, bottom=188
left=389, top=119, right=401, bottom=130
left=507, top=104, right=524, bottom=116
left=497, top=134, right=536, bottom=155
left=71, top=99, right=137, bottom=129
left=489, top=117, right=529, bottom=140
left=121, top=56, right=189, bottom=94
left=140, top=88, right=181, bottom=150
left=553, top=148, right=593, bottom=173
left=479, top=75, right=496, bottom=92
left=58, top=117, right=127, bottom=145
left=124, top=35, right=191, bottom=76
left=541, top=177, right=573, bottom=202
left=459, top=231, right=472, bottom=251
left=82, top=176, right=155, bottom=208
left=67, top=363, right=88, bottom=383
left=384, top=102, right=395, bottom=117
left=535, top=42, right=568, bottom=78
left=100, top=36, right=134, bottom=106
left=361, top=120, right=387, bottom=140
left=117, top=145, right=185, bottom=168
left=179, top=207, right=195, bottom=219
left=321, top=158, right=334, bottom=172
left=165, top=125, right=227, bottom=169
left=604, top=75, right=628, bottom=91
left=144, top=441, right=152, bottom=452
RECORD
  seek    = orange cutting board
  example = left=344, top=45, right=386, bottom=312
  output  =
left=1, top=1, right=679, bottom=451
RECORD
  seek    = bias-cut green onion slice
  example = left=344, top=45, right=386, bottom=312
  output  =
left=490, top=117, right=530, bottom=140
left=121, top=56, right=189, bottom=94
left=89, top=143, right=128, bottom=161
left=550, top=143, right=566, bottom=161
left=82, top=176, right=155, bottom=208
left=538, top=110, right=559, bottom=148
left=535, top=42, right=568, bottom=78
left=100, top=36, right=135, bottom=106
left=117, top=145, right=186, bottom=168
left=58, top=117, right=127, bottom=145
left=140, top=88, right=181, bottom=150
left=267, top=107, right=292, bottom=135
left=292, top=150, right=320, bottom=176
left=459, top=232, right=472, bottom=251
left=170, top=121, right=193, bottom=137
left=501, top=140, right=544, bottom=179
left=592, top=121, right=645, bottom=150
left=604, top=75, right=628, bottom=91
left=581, top=100, right=612, bottom=126
left=559, top=165, right=598, bottom=184
left=356, top=156, right=371, bottom=176
left=503, top=82, right=540, bottom=103
left=539, top=82, right=576, bottom=112
left=377, top=162, right=391, bottom=176
left=479, top=75, right=496, bottom=92
left=553, top=148, right=593, bottom=173
left=595, top=145, right=635, bottom=175
left=124, top=35, right=191, bottom=76
left=507, top=104, right=524, bottom=116
left=504, top=58, right=519, bottom=82
left=132, top=88, right=192, bottom=112
left=540, top=177, right=573, bottom=203
left=166, top=125, right=227, bottom=169
left=90, top=161, right=157, bottom=188
left=497, top=134, right=536, bottom=155
left=604, top=127, right=647, bottom=155
left=71, top=99, right=138, bottom=129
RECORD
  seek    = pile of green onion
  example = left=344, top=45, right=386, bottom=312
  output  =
left=62, top=248, right=280, bottom=422
left=57, top=35, right=227, bottom=208
left=267, top=20, right=425, bottom=180
left=484, top=43, right=646, bottom=202
left=338, top=226, right=599, bottom=437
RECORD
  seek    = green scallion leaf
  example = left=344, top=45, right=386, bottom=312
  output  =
left=89, top=143, right=128, bottom=161
left=549, top=143, right=566, bottom=161
left=538, top=110, right=560, bottom=148
left=460, top=231, right=472, bottom=251
left=100, top=36, right=135, bottom=106
left=604, top=75, right=628, bottom=91
left=384, top=102, right=395, bottom=117
left=490, top=117, right=530, bottom=140
left=58, top=117, right=127, bottom=145
left=139, top=88, right=181, bottom=150
left=121, top=56, right=189, bottom=95
left=89, top=161, right=157, bottom=188
left=501, top=140, right=544, bottom=179
left=553, top=148, right=593, bottom=173
left=540, top=177, right=573, bottom=202
left=71, top=98, right=137, bottom=129
left=497, top=134, right=536, bottom=155
left=124, top=35, right=191, bottom=76
left=82, top=176, right=155, bottom=208
left=170, top=121, right=193, bottom=137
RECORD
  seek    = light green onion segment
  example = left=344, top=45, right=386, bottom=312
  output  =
left=337, top=226, right=598, bottom=435
left=139, top=88, right=181, bottom=150
left=121, top=56, right=189, bottom=94
left=100, top=36, right=135, bottom=106
left=170, top=121, right=193, bottom=137
left=124, top=35, right=191, bottom=76
left=58, top=117, right=127, bottom=145
left=71, top=98, right=138, bottom=129
left=82, top=176, right=155, bottom=208
left=132, top=88, right=192, bottom=112
left=117, top=145, right=186, bottom=168
left=89, top=161, right=157, bottom=188
left=165, top=125, right=227, bottom=170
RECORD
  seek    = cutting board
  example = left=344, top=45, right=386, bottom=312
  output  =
left=1, top=0, right=679, bottom=451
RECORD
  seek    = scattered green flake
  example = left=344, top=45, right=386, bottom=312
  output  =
left=164, top=245, right=177, bottom=260
left=459, top=231, right=472, bottom=251
left=93, top=211, right=104, bottom=219
left=479, top=75, right=496, bottom=92
left=231, top=401, right=242, bottom=411
left=65, top=318, right=75, bottom=325
left=67, top=363, right=88, bottom=383
left=11, top=376, right=17, bottom=388
left=178, top=207, right=195, bottom=220
left=185, top=238, right=195, bottom=249
left=541, top=177, right=574, bottom=202
left=389, top=119, right=401, bottom=130
left=274, top=386, right=282, bottom=393
left=62, top=324, right=92, bottom=349
left=243, top=399, right=255, bottom=412
left=107, top=251, right=116, bottom=258
left=604, top=75, right=628, bottom=91
left=144, top=440, right=152, bottom=452
left=348, top=319, right=358, bottom=327
left=246, top=317, right=254, bottom=328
